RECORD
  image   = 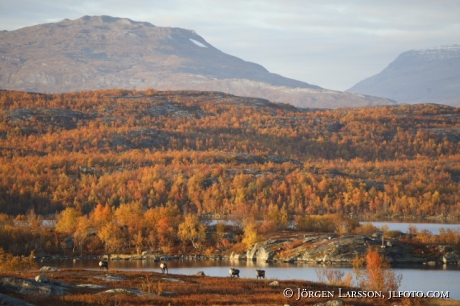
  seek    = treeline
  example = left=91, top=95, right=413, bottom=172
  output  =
left=0, top=89, right=459, bottom=220
left=1, top=207, right=458, bottom=258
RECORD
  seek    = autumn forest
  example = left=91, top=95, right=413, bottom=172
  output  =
left=1, top=88, right=460, bottom=256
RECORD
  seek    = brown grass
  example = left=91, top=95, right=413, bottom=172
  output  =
left=1, top=269, right=459, bottom=306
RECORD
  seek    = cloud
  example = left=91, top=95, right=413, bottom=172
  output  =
left=1, top=0, right=460, bottom=90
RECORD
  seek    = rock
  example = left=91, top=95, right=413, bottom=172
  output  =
left=436, top=245, right=454, bottom=252
left=193, top=271, right=206, bottom=276
left=269, top=281, right=279, bottom=286
left=35, top=275, right=49, bottom=283
left=0, top=293, right=36, bottom=306
left=247, top=242, right=276, bottom=261
left=76, top=284, right=108, bottom=289
left=0, top=276, right=71, bottom=296
left=443, top=251, right=460, bottom=264
left=39, top=266, right=60, bottom=272
left=93, top=275, right=125, bottom=281
left=230, top=252, right=247, bottom=260
left=100, top=288, right=142, bottom=296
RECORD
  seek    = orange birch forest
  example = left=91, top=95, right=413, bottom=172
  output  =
left=0, top=89, right=460, bottom=254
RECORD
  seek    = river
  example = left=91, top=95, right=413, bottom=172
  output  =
left=44, top=258, right=460, bottom=301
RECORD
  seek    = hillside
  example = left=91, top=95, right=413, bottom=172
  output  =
left=347, top=44, right=460, bottom=106
left=0, top=15, right=395, bottom=108
left=0, top=89, right=459, bottom=220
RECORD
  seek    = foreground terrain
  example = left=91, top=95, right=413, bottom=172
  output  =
left=1, top=268, right=459, bottom=306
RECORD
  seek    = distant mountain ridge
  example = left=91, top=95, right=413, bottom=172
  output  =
left=0, top=15, right=395, bottom=108
left=347, top=44, right=460, bottom=106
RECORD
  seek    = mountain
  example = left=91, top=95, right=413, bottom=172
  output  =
left=347, top=44, right=460, bottom=106
left=0, top=15, right=395, bottom=108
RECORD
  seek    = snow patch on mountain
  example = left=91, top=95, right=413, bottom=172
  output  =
left=190, top=39, right=207, bottom=48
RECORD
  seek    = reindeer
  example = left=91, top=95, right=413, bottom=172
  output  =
left=256, top=269, right=265, bottom=279
left=99, top=260, right=108, bottom=272
left=160, top=262, right=168, bottom=274
left=229, top=267, right=240, bottom=278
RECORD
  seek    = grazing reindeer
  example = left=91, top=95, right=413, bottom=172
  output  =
left=229, top=268, right=240, bottom=278
left=99, top=260, right=108, bottom=272
left=256, top=269, right=265, bottom=279
left=160, top=262, right=168, bottom=274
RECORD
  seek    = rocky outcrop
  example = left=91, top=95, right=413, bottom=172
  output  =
left=0, top=276, right=73, bottom=296
left=246, top=242, right=277, bottom=261
left=443, top=251, right=460, bottom=264
left=0, top=293, right=36, bottom=306
left=300, top=235, right=370, bottom=263
left=229, top=233, right=460, bottom=264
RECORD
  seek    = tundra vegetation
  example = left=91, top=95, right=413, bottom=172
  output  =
left=1, top=89, right=460, bottom=305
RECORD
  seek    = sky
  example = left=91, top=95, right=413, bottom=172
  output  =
left=1, top=0, right=460, bottom=91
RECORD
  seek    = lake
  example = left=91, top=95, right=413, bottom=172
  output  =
left=45, top=258, right=460, bottom=301
left=361, top=221, right=460, bottom=235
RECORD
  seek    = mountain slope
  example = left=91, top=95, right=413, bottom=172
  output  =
left=0, top=89, right=459, bottom=217
left=0, top=15, right=395, bottom=108
left=347, top=44, right=460, bottom=106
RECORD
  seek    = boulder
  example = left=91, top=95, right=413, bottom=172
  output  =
left=39, top=266, right=60, bottom=272
left=193, top=271, right=206, bottom=276
left=99, top=288, right=142, bottom=296
left=34, top=275, right=48, bottom=283
left=269, top=281, right=279, bottom=286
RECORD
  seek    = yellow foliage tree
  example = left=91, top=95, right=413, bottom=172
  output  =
left=55, top=207, right=82, bottom=233
left=242, top=219, right=259, bottom=248
left=178, top=214, right=206, bottom=249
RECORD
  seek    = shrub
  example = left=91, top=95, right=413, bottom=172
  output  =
left=316, top=268, right=353, bottom=287
left=0, top=248, right=37, bottom=272
left=353, top=247, right=402, bottom=292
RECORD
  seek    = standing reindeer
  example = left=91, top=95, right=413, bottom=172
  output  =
left=229, top=268, right=240, bottom=278
left=99, top=260, right=108, bottom=272
left=256, top=269, right=265, bottom=279
left=160, top=262, right=168, bottom=274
